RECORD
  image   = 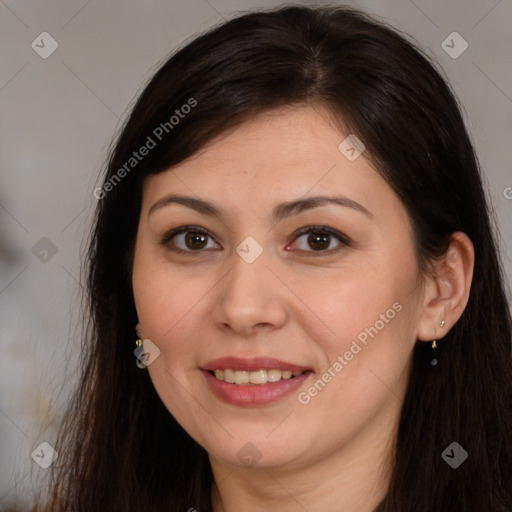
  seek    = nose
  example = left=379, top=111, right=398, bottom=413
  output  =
left=212, top=248, right=287, bottom=337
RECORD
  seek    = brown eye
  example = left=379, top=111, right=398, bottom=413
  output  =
left=160, top=226, right=220, bottom=253
left=307, top=232, right=331, bottom=251
left=291, top=226, right=350, bottom=255
left=184, top=231, right=208, bottom=250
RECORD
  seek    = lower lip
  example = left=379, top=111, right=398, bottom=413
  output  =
left=202, top=370, right=313, bottom=407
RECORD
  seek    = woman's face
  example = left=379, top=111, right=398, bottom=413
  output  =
left=132, top=105, right=427, bottom=472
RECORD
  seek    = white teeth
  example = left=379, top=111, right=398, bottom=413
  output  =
left=223, top=369, right=235, bottom=383
left=212, top=368, right=305, bottom=385
left=234, top=371, right=249, bottom=384
left=249, top=370, right=267, bottom=384
left=266, top=369, right=281, bottom=382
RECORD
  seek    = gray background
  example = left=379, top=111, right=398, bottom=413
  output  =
left=1, top=0, right=511, bottom=507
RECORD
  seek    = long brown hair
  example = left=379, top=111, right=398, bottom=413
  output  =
left=38, top=4, right=512, bottom=511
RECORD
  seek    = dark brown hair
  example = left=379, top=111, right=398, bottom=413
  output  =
left=37, top=4, right=512, bottom=511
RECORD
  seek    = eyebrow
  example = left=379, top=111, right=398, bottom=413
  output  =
left=148, top=194, right=374, bottom=220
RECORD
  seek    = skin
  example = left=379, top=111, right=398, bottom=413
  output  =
left=132, top=105, right=474, bottom=511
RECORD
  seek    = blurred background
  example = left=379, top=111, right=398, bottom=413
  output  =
left=1, top=0, right=511, bottom=508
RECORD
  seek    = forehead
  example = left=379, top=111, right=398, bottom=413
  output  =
left=184, top=105, right=352, bottom=167
left=141, top=105, right=402, bottom=223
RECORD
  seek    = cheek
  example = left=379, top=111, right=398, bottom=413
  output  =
left=291, top=259, right=415, bottom=412
left=292, top=264, right=403, bottom=354
left=292, top=278, right=410, bottom=442
left=132, top=252, right=213, bottom=365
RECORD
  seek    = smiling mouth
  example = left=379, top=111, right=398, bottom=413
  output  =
left=210, top=369, right=310, bottom=385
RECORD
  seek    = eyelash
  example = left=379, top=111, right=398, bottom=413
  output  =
left=159, top=225, right=351, bottom=257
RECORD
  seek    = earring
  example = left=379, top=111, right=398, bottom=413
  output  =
left=430, top=319, right=445, bottom=366
left=430, top=339, right=438, bottom=366
left=134, top=324, right=146, bottom=369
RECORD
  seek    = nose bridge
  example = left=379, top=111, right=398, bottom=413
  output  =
left=214, top=239, right=286, bottom=334
left=224, top=244, right=269, bottom=302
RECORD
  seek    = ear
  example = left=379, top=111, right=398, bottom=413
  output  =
left=416, top=231, right=475, bottom=342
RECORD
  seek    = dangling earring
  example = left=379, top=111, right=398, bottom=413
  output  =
left=134, top=323, right=146, bottom=369
left=430, top=339, right=438, bottom=366
left=430, top=320, right=445, bottom=366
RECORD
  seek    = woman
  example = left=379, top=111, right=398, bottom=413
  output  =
left=39, top=4, right=512, bottom=511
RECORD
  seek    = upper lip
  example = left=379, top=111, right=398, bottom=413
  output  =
left=202, top=356, right=313, bottom=373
